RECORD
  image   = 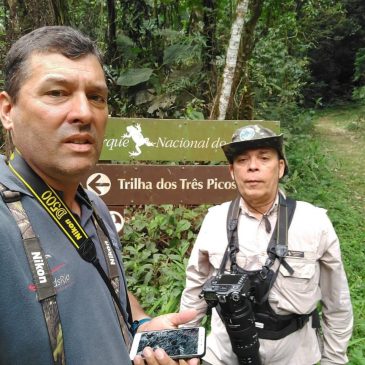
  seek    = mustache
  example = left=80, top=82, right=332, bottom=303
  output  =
left=61, top=124, right=98, bottom=144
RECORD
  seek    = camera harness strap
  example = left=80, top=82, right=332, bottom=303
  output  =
left=222, top=194, right=320, bottom=339
left=0, top=150, right=133, bottom=364
left=220, top=193, right=294, bottom=280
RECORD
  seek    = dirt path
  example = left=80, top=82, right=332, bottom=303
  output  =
left=315, top=107, right=365, bottom=213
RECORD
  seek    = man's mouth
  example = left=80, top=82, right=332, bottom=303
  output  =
left=64, top=134, right=95, bottom=145
left=70, top=139, right=91, bottom=144
left=64, top=134, right=96, bottom=152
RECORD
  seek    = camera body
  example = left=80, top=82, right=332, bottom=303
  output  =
left=200, top=273, right=251, bottom=305
left=200, top=273, right=262, bottom=365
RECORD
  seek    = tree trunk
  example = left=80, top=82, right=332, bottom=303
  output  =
left=210, top=0, right=250, bottom=120
left=202, top=0, right=218, bottom=74
left=234, top=0, right=264, bottom=120
left=106, top=0, right=117, bottom=66
left=5, top=0, right=66, bottom=45
left=199, top=0, right=218, bottom=109
left=210, top=0, right=263, bottom=120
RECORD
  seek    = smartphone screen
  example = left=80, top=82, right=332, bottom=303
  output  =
left=129, top=327, right=206, bottom=360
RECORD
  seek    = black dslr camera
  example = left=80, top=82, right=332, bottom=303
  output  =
left=200, top=273, right=262, bottom=365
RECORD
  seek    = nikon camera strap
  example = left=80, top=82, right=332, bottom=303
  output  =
left=0, top=182, right=65, bottom=365
left=4, top=150, right=133, bottom=358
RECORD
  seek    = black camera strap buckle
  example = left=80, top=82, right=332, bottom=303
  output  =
left=0, top=184, right=21, bottom=203
left=275, top=244, right=288, bottom=258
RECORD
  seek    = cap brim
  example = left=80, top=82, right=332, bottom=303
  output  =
left=221, top=135, right=284, bottom=163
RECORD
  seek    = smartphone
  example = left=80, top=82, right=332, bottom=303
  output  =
left=129, top=327, right=206, bottom=360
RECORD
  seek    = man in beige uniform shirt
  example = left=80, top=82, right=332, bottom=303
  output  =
left=180, top=125, right=353, bottom=365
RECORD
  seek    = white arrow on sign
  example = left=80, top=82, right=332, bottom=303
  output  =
left=86, top=173, right=111, bottom=196
left=110, top=211, right=125, bottom=233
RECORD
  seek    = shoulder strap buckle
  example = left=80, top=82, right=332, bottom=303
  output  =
left=275, top=244, right=288, bottom=258
left=1, top=189, right=21, bottom=203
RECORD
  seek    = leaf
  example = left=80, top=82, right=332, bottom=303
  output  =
left=147, top=94, right=176, bottom=114
left=163, top=44, right=193, bottom=65
left=116, top=34, right=135, bottom=47
left=176, top=219, right=191, bottom=233
left=186, top=109, right=204, bottom=120
left=116, top=68, right=153, bottom=87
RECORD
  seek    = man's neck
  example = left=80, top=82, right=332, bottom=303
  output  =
left=243, top=194, right=278, bottom=218
left=28, top=165, right=82, bottom=215
left=62, top=189, right=81, bottom=216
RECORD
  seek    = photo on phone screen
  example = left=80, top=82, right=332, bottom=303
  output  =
left=129, top=327, right=206, bottom=360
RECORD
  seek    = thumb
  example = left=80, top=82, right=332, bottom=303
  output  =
left=166, top=309, right=198, bottom=327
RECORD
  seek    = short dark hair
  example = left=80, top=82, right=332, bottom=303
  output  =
left=4, top=25, right=104, bottom=102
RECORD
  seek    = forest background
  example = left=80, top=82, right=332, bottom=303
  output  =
left=0, top=0, right=364, bottom=363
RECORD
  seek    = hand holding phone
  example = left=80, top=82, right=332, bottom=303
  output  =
left=129, top=327, right=206, bottom=360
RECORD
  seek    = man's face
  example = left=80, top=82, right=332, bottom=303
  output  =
left=0, top=52, right=108, bottom=188
left=229, top=147, right=285, bottom=207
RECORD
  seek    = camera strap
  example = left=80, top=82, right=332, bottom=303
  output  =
left=222, top=193, right=296, bottom=289
left=6, top=150, right=133, bottom=351
left=0, top=182, right=65, bottom=365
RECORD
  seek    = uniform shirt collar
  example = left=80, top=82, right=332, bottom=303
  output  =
left=239, top=191, right=282, bottom=218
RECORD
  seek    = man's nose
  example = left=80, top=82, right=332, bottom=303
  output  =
left=68, top=93, right=93, bottom=124
left=248, top=157, right=259, bottom=170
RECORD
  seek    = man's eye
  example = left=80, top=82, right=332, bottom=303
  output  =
left=89, top=94, right=107, bottom=104
left=47, top=90, right=66, bottom=97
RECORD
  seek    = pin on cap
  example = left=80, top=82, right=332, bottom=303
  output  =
left=221, top=124, right=289, bottom=176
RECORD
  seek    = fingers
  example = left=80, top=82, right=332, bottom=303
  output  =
left=133, top=349, right=201, bottom=365
left=133, top=347, right=179, bottom=365
left=140, top=309, right=198, bottom=332
left=186, top=359, right=200, bottom=365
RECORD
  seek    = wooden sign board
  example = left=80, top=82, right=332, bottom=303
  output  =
left=83, top=164, right=237, bottom=205
left=101, top=118, right=280, bottom=161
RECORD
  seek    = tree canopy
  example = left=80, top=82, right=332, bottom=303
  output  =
left=0, top=0, right=364, bottom=134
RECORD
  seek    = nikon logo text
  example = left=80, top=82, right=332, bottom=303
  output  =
left=65, top=219, right=82, bottom=241
left=31, top=251, right=47, bottom=284
left=105, top=241, right=115, bottom=265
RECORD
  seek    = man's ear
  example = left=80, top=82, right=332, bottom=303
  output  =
left=278, top=159, right=285, bottom=179
left=0, top=91, right=14, bottom=130
left=229, top=164, right=235, bottom=180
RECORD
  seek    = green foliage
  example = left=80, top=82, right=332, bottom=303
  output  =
left=302, top=0, right=365, bottom=104
left=122, top=204, right=208, bottom=315
left=67, top=0, right=108, bottom=49
left=354, top=48, right=365, bottom=82
left=347, top=116, right=365, bottom=133
left=116, top=68, right=154, bottom=87
left=0, top=0, right=362, bottom=120
left=250, top=24, right=310, bottom=128
left=107, top=26, right=206, bottom=118
left=352, top=48, right=365, bottom=101
left=247, top=1, right=321, bottom=128
left=285, top=109, right=365, bottom=363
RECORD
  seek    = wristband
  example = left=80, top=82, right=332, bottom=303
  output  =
left=131, top=317, right=152, bottom=335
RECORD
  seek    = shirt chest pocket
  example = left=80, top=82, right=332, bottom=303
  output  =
left=278, top=258, right=318, bottom=293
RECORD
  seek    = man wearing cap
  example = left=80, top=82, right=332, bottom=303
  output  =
left=180, top=124, right=353, bottom=365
